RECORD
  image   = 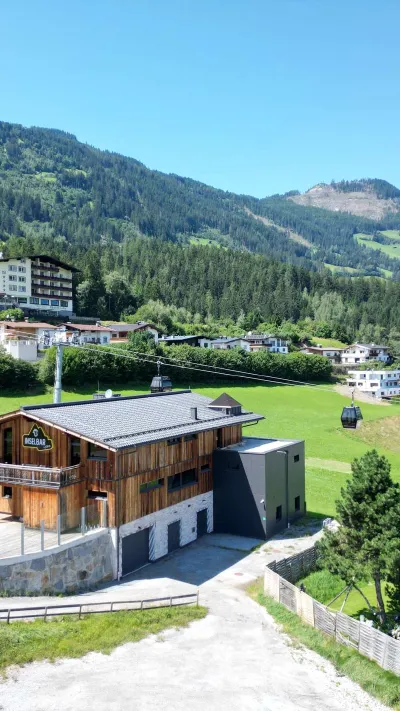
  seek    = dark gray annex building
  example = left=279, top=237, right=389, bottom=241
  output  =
left=213, top=436, right=305, bottom=539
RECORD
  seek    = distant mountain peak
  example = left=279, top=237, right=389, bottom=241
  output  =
left=288, top=178, right=400, bottom=219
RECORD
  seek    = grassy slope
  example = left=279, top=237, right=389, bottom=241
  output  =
left=355, top=233, right=400, bottom=259
left=247, top=580, right=400, bottom=710
left=0, top=606, right=206, bottom=671
left=309, top=337, right=348, bottom=348
left=3, top=382, right=400, bottom=519
left=297, top=569, right=389, bottom=618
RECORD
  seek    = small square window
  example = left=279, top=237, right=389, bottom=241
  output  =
left=276, top=505, right=282, bottom=521
left=295, top=496, right=300, bottom=512
left=294, top=454, right=300, bottom=463
left=167, top=437, right=180, bottom=446
left=88, top=490, right=107, bottom=499
left=2, top=486, right=12, bottom=499
left=184, top=433, right=197, bottom=442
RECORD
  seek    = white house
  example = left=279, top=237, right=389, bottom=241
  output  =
left=341, top=343, right=391, bottom=364
left=245, top=334, right=289, bottom=354
left=55, top=323, right=112, bottom=345
left=108, top=321, right=160, bottom=344
left=347, top=369, right=400, bottom=399
left=0, top=255, right=78, bottom=315
left=301, top=346, right=343, bottom=363
left=210, top=337, right=251, bottom=351
left=3, top=339, right=38, bottom=362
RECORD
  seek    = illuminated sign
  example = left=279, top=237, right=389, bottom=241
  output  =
left=22, top=423, right=53, bottom=451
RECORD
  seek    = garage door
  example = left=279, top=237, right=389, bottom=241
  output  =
left=121, top=528, right=150, bottom=576
left=168, top=520, right=181, bottom=553
left=197, top=509, right=208, bottom=537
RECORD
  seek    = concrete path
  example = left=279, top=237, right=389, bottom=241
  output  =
left=0, top=522, right=388, bottom=711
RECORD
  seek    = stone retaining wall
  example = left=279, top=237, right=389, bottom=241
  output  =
left=0, top=530, right=116, bottom=595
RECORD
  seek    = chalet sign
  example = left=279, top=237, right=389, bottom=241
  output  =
left=22, top=424, right=53, bottom=451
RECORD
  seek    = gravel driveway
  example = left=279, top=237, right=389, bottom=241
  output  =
left=0, top=525, right=389, bottom=711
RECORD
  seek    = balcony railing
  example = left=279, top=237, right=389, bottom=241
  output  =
left=0, top=463, right=82, bottom=488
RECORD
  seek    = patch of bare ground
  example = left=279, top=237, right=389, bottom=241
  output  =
left=244, top=208, right=312, bottom=248
left=335, top=384, right=390, bottom=406
left=289, top=184, right=399, bottom=220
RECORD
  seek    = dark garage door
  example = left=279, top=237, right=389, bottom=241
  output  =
left=121, top=528, right=150, bottom=576
left=197, top=509, right=208, bottom=537
left=168, top=520, right=181, bottom=553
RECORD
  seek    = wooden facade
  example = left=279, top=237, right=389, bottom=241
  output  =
left=0, top=409, right=242, bottom=531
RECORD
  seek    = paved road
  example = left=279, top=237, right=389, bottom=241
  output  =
left=0, top=526, right=388, bottom=711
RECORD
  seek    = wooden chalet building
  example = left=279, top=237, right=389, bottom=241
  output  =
left=0, top=390, right=305, bottom=577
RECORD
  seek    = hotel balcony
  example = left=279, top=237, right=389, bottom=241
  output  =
left=0, top=463, right=82, bottom=489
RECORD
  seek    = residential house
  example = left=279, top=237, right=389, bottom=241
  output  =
left=347, top=369, right=400, bottom=399
left=210, top=337, right=251, bottom=351
left=0, top=390, right=305, bottom=577
left=159, top=335, right=212, bottom=347
left=341, top=343, right=391, bottom=364
left=109, top=321, right=160, bottom=343
left=0, top=321, right=58, bottom=361
left=245, top=334, right=289, bottom=354
left=55, top=323, right=112, bottom=345
left=300, top=346, right=343, bottom=363
left=0, top=255, right=78, bottom=315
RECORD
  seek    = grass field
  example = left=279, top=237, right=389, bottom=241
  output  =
left=297, top=569, right=389, bottom=619
left=0, top=606, right=206, bottom=671
left=309, top=337, right=348, bottom=348
left=247, top=580, right=400, bottom=709
left=355, top=232, right=400, bottom=260
left=323, top=263, right=359, bottom=274
left=3, top=382, right=400, bottom=519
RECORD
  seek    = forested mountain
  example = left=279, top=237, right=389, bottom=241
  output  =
left=1, top=121, right=400, bottom=280
left=289, top=179, right=400, bottom=220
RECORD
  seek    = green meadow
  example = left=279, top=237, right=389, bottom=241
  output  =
left=2, top=382, right=399, bottom=519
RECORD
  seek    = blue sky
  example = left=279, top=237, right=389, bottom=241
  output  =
left=2, top=0, right=400, bottom=197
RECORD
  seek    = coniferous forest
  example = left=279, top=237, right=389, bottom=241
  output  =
left=1, top=120, right=400, bottom=349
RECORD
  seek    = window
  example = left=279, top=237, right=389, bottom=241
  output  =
left=88, top=442, right=107, bottom=460
left=9, top=275, right=17, bottom=282
left=8, top=265, right=17, bottom=272
left=9, top=285, right=17, bottom=291
left=88, top=490, right=107, bottom=499
left=201, top=462, right=211, bottom=472
left=18, top=286, right=26, bottom=292
left=3, top=428, right=13, bottom=464
left=184, top=433, right=197, bottom=442
left=30, top=297, right=39, bottom=304
left=168, top=468, right=197, bottom=491
left=2, top=486, right=12, bottom=499
left=276, top=505, right=282, bottom=521
left=18, top=266, right=26, bottom=273
left=41, top=299, right=49, bottom=305
left=167, top=437, right=181, bottom=446
left=70, top=438, right=81, bottom=465
left=60, top=300, right=68, bottom=307
left=295, top=496, right=300, bottom=512
left=140, top=478, right=164, bottom=493
left=18, top=298, right=27, bottom=304
left=102, top=336, right=108, bottom=344
left=18, top=276, right=26, bottom=282
left=294, top=454, right=300, bottom=463
left=51, top=300, right=59, bottom=306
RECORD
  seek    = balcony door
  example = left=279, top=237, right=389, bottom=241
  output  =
left=2, top=428, right=13, bottom=464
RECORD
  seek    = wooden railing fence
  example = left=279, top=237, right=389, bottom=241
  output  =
left=265, top=547, right=400, bottom=676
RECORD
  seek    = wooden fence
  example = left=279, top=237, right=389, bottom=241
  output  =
left=265, top=547, right=400, bottom=676
left=0, top=592, right=199, bottom=623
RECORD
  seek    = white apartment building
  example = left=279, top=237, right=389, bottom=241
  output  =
left=347, top=370, right=400, bottom=399
left=341, top=343, right=390, bottom=364
left=0, top=255, right=78, bottom=315
left=246, top=334, right=289, bottom=353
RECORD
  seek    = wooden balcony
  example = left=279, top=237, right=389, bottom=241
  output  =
left=0, top=463, right=82, bottom=489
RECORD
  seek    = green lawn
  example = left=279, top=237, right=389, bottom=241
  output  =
left=3, top=381, right=400, bottom=519
left=0, top=606, right=206, bottom=671
left=323, top=263, right=359, bottom=274
left=248, top=580, right=400, bottom=709
left=379, top=230, right=400, bottom=242
left=297, top=569, right=389, bottom=619
left=309, top=337, right=348, bottom=348
left=355, top=233, right=400, bottom=260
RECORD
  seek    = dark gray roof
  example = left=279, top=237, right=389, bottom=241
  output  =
left=22, top=391, right=263, bottom=450
left=208, top=393, right=242, bottom=408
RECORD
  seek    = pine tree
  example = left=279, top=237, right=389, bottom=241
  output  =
left=317, top=450, right=400, bottom=624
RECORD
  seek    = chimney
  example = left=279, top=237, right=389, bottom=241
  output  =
left=190, top=407, right=198, bottom=420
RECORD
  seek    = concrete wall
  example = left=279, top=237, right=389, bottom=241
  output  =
left=4, top=339, right=37, bottom=361
left=119, top=491, right=213, bottom=570
left=0, top=530, right=116, bottom=595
